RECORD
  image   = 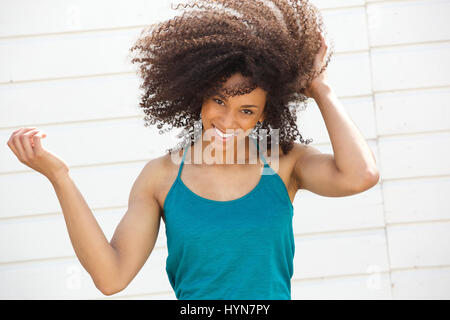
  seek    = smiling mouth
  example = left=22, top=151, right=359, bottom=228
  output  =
left=212, top=124, right=238, bottom=141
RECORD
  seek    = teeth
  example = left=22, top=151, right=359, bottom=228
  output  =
left=214, top=126, right=234, bottom=138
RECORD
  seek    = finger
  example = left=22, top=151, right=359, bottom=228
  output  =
left=7, top=139, right=19, bottom=158
left=14, top=127, right=37, bottom=136
left=12, top=136, right=26, bottom=161
left=15, top=127, right=39, bottom=139
left=22, top=130, right=39, bottom=160
left=12, top=128, right=37, bottom=161
left=12, top=127, right=24, bottom=134
left=318, top=38, right=328, bottom=60
left=30, top=130, right=46, bottom=149
left=26, top=129, right=43, bottom=148
left=32, top=133, right=45, bottom=154
left=10, top=127, right=36, bottom=141
left=7, top=129, right=26, bottom=157
left=320, top=35, right=327, bottom=49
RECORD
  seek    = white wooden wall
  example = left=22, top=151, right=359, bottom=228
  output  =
left=0, top=0, right=449, bottom=300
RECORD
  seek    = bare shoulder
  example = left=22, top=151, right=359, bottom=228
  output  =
left=264, top=142, right=302, bottom=198
left=138, top=153, right=172, bottom=201
left=141, top=147, right=186, bottom=210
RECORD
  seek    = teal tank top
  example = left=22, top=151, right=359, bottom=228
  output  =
left=163, top=137, right=295, bottom=300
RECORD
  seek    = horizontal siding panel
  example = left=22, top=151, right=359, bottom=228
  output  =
left=0, top=117, right=177, bottom=174
left=311, top=0, right=366, bottom=9
left=391, top=267, right=450, bottom=299
left=0, top=210, right=167, bottom=264
left=0, top=28, right=140, bottom=83
left=293, top=229, right=389, bottom=279
left=368, top=0, right=450, bottom=47
left=0, top=247, right=172, bottom=299
left=0, top=162, right=145, bottom=219
left=383, top=176, right=450, bottom=224
left=0, top=0, right=176, bottom=38
left=0, top=74, right=142, bottom=128
left=327, top=52, right=373, bottom=97
left=299, top=96, right=376, bottom=144
left=313, top=139, right=379, bottom=166
left=291, top=272, right=392, bottom=299
left=293, top=184, right=384, bottom=234
left=322, top=7, right=369, bottom=53
left=0, top=259, right=105, bottom=299
left=375, top=87, right=450, bottom=136
left=371, top=42, right=450, bottom=92
left=378, top=132, right=450, bottom=180
left=387, top=221, right=450, bottom=269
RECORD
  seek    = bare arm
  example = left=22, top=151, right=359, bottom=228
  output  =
left=50, top=173, right=121, bottom=294
left=50, top=160, right=162, bottom=295
left=293, top=34, right=379, bottom=197
left=293, top=85, right=379, bottom=197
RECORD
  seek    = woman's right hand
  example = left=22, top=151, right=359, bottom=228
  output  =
left=6, top=127, right=70, bottom=182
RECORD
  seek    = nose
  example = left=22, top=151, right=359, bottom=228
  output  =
left=218, top=110, right=238, bottom=131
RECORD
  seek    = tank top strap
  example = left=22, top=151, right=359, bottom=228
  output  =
left=176, top=143, right=190, bottom=180
left=249, top=136, right=268, bottom=167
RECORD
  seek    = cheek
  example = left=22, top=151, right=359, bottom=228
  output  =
left=243, top=118, right=258, bottom=129
left=235, top=121, right=257, bottom=137
left=201, top=105, right=229, bottom=128
left=200, top=106, right=213, bottom=124
left=201, top=104, right=217, bottom=118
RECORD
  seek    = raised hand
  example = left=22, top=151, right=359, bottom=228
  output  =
left=6, top=127, right=69, bottom=182
left=304, top=33, right=330, bottom=99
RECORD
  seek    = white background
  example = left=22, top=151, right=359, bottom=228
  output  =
left=0, top=0, right=449, bottom=299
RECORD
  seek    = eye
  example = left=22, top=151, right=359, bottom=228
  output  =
left=213, top=98, right=225, bottom=106
left=242, top=109, right=254, bottom=115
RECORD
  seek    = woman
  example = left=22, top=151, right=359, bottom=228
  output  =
left=6, top=0, right=379, bottom=299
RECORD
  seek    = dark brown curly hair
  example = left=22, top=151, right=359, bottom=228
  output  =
left=128, top=0, right=333, bottom=155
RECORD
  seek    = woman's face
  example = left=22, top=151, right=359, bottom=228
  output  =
left=201, top=73, right=267, bottom=149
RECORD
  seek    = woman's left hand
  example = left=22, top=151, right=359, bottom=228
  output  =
left=303, top=33, right=330, bottom=99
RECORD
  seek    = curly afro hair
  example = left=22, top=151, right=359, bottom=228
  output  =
left=128, top=0, right=333, bottom=155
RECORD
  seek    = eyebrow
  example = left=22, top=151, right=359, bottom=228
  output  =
left=216, top=93, right=260, bottom=108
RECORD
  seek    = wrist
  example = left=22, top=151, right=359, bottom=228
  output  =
left=309, top=82, right=333, bottom=100
left=48, top=169, right=71, bottom=186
